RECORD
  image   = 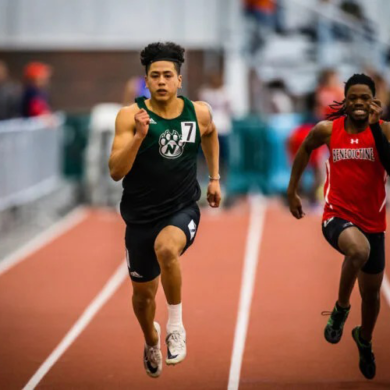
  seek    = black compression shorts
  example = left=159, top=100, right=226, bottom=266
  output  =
left=322, top=217, right=385, bottom=274
left=124, top=202, right=201, bottom=282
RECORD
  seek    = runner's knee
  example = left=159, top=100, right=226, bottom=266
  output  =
left=361, top=289, right=380, bottom=303
left=132, top=289, right=155, bottom=311
left=346, top=244, right=370, bottom=268
left=154, top=241, right=180, bottom=268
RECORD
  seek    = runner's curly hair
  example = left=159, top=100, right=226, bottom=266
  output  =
left=141, top=42, right=185, bottom=74
left=326, top=73, right=376, bottom=120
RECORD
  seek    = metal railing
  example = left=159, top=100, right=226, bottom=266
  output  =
left=0, top=114, right=64, bottom=211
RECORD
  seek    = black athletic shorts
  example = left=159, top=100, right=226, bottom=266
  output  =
left=322, top=217, right=385, bottom=274
left=125, top=203, right=201, bottom=283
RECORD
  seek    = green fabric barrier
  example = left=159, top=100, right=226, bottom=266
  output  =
left=62, top=114, right=90, bottom=180
left=226, top=116, right=271, bottom=195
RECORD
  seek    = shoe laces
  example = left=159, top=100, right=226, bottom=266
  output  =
left=166, top=330, right=185, bottom=351
left=147, top=346, right=162, bottom=366
left=321, top=307, right=348, bottom=328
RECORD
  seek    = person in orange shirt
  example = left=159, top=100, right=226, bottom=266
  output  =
left=244, top=0, right=275, bottom=12
left=21, top=62, right=52, bottom=117
left=242, top=0, right=279, bottom=53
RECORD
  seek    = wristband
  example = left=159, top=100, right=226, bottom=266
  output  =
left=209, top=174, right=220, bottom=181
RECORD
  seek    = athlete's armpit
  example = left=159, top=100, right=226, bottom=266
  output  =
left=202, top=121, right=217, bottom=137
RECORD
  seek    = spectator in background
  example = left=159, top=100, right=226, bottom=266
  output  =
left=266, top=79, right=294, bottom=114
left=0, top=60, right=21, bottom=120
left=339, top=0, right=374, bottom=42
left=243, top=0, right=276, bottom=29
left=198, top=72, right=232, bottom=180
left=122, top=75, right=150, bottom=105
left=315, top=69, right=344, bottom=120
left=21, top=62, right=52, bottom=117
left=338, top=1, right=385, bottom=71
left=242, top=0, right=277, bottom=54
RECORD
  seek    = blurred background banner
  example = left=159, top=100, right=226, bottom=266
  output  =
left=1, top=0, right=390, bottom=253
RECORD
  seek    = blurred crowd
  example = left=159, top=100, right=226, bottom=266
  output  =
left=2, top=0, right=390, bottom=210
left=195, top=63, right=390, bottom=208
left=237, top=0, right=390, bottom=207
left=255, top=67, right=390, bottom=119
left=0, top=60, right=52, bottom=120
left=242, top=0, right=387, bottom=68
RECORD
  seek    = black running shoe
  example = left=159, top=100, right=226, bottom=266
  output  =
left=352, top=326, right=376, bottom=380
left=322, top=302, right=350, bottom=344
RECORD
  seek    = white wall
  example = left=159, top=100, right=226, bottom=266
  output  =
left=1, top=0, right=388, bottom=51
left=0, top=0, right=226, bottom=49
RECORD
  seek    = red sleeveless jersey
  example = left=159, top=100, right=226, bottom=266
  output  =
left=323, top=117, right=387, bottom=233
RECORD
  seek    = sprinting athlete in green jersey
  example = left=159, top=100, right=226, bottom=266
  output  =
left=109, top=42, right=221, bottom=378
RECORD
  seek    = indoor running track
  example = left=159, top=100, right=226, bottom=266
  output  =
left=0, top=198, right=390, bottom=390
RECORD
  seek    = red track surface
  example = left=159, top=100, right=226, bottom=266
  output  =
left=0, top=201, right=389, bottom=389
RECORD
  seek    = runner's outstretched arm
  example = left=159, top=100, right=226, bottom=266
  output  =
left=287, top=121, right=331, bottom=219
left=197, top=101, right=221, bottom=208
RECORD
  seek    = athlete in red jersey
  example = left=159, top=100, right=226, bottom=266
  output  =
left=287, top=74, right=390, bottom=380
left=322, top=116, right=387, bottom=233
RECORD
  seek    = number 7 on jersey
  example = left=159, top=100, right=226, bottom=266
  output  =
left=181, top=122, right=196, bottom=143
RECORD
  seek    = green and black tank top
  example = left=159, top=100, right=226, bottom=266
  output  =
left=120, top=96, right=201, bottom=224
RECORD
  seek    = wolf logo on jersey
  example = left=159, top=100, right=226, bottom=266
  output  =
left=159, top=130, right=185, bottom=159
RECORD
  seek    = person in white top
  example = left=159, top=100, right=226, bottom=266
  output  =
left=198, top=72, right=232, bottom=180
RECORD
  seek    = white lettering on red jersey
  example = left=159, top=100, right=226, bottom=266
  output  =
left=323, top=117, right=387, bottom=233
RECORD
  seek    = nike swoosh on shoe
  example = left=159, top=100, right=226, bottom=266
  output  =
left=144, top=351, right=158, bottom=373
left=167, top=349, right=178, bottom=359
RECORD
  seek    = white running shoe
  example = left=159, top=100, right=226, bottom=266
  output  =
left=165, top=327, right=187, bottom=365
left=143, top=322, right=163, bottom=378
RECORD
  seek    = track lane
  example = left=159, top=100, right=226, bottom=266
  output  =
left=0, top=209, right=125, bottom=389
left=2, top=202, right=389, bottom=389
left=36, top=206, right=250, bottom=389
left=240, top=202, right=390, bottom=389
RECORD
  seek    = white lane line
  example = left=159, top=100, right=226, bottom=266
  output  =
left=382, top=273, right=390, bottom=307
left=227, top=195, right=267, bottom=390
left=0, top=207, right=88, bottom=277
left=22, top=261, right=128, bottom=390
